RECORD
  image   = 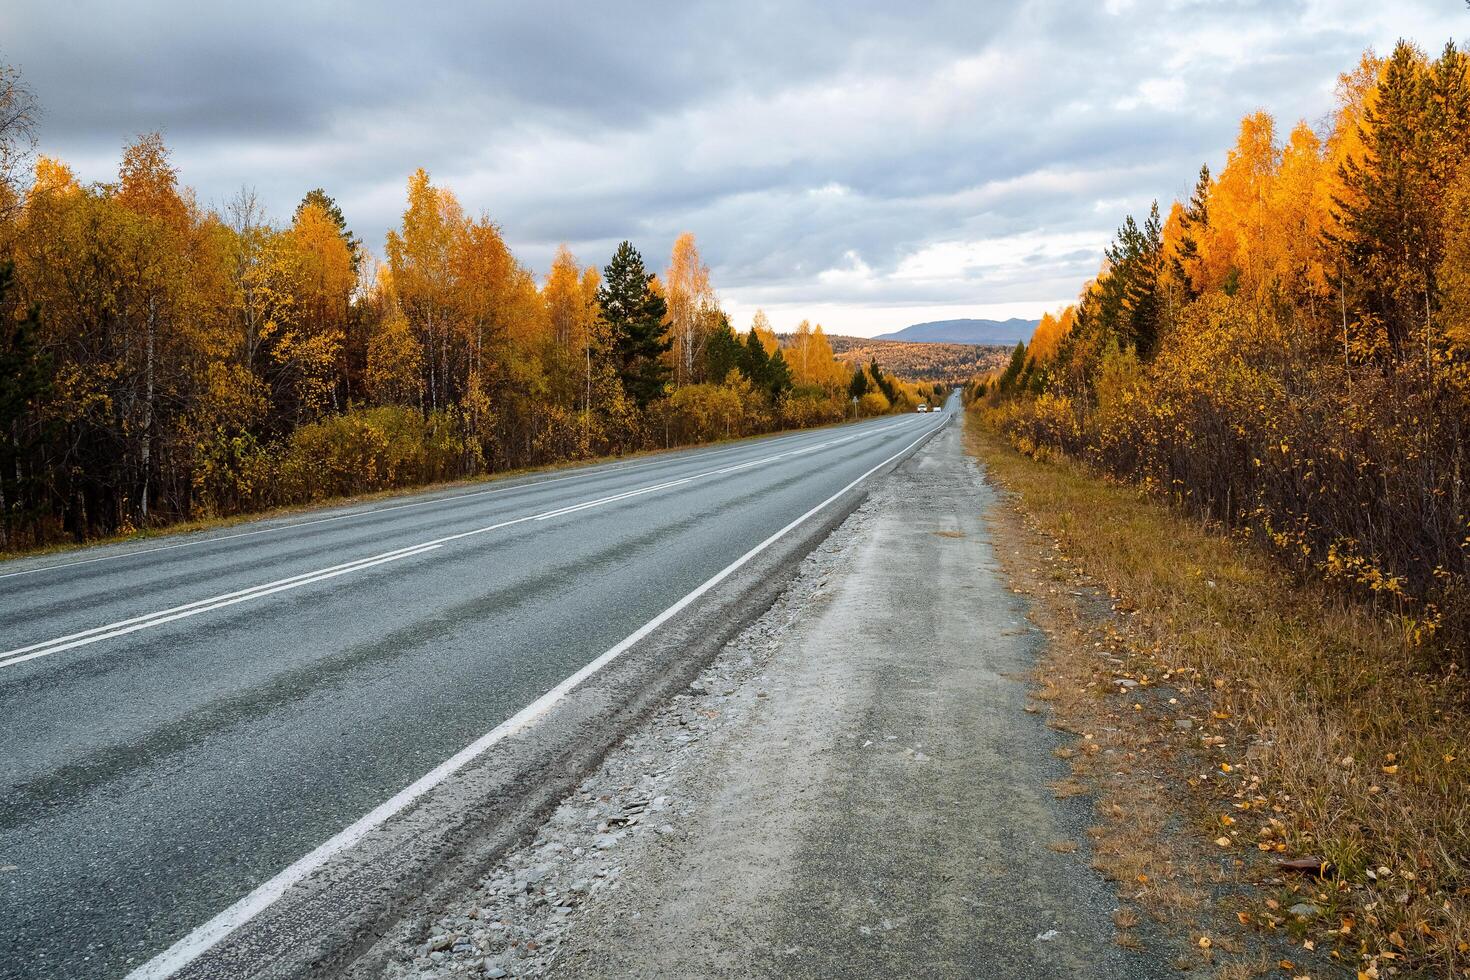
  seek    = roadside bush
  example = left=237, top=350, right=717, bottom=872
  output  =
left=276, top=406, right=471, bottom=502
left=666, top=382, right=751, bottom=443
left=779, top=390, right=845, bottom=429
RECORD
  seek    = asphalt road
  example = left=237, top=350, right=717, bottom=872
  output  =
left=0, top=408, right=947, bottom=980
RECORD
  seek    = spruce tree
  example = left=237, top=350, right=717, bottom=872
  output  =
left=1171, top=165, right=1210, bottom=300
left=1331, top=41, right=1443, bottom=355
left=598, top=241, right=672, bottom=407
left=847, top=368, right=870, bottom=399
left=1124, top=201, right=1165, bottom=358
left=767, top=348, right=792, bottom=394
left=739, top=328, right=771, bottom=388
left=997, top=342, right=1027, bottom=393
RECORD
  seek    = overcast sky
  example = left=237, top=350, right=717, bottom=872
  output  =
left=4, top=1, right=1465, bottom=336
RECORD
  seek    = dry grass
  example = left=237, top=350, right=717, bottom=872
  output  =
left=968, top=417, right=1470, bottom=978
left=1048, top=778, right=1091, bottom=799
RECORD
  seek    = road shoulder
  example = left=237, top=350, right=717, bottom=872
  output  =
left=374, top=422, right=1171, bottom=979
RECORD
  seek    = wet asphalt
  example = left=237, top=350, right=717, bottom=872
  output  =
left=0, top=410, right=945, bottom=980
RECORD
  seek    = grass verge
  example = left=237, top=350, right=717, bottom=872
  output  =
left=967, top=416, right=1470, bottom=980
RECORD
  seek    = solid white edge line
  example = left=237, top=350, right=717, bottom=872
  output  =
left=0, top=416, right=904, bottom=582
left=124, top=415, right=944, bottom=980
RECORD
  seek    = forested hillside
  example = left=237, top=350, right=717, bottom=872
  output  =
left=970, top=40, right=1470, bottom=653
left=826, top=335, right=1009, bottom=383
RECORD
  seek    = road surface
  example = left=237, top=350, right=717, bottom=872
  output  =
left=0, top=408, right=947, bottom=980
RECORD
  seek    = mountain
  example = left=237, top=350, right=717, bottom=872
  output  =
left=874, top=317, right=1038, bottom=345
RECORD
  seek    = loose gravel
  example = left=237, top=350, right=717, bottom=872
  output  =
left=381, top=497, right=876, bottom=979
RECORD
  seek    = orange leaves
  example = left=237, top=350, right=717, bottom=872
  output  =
left=1027, top=306, right=1075, bottom=365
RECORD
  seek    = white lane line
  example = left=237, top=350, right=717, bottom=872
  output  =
left=0, top=545, right=444, bottom=670
left=0, top=417, right=897, bottom=582
left=0, top=542, right=446, bottom=664
left=1, top=416, right=927, bottom=670
left=124, top=410, right=942, bottom=980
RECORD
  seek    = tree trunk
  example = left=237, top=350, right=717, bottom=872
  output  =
left=140, top=297, right=156, bottom=525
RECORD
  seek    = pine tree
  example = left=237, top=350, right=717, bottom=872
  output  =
left=598, top=241, right=672, bottom=408
left=867, top=358, right=896, bottom=401
left=295, top=188, right=362, bottom=273
left=703, top=313, right=742, bottom=382
left=739, top=328, right=771, bottom=388
left=847, top=367, right=870, bottom=399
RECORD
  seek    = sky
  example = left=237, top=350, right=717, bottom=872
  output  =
left=3, top=1, right=1466, bottom=337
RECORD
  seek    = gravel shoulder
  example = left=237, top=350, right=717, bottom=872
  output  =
left=375, top=422, right=1172, bottom=979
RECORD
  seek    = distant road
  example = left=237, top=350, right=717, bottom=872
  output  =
left=0, top=407, right=948, bottom=979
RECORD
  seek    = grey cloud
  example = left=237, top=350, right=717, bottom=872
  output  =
left=4, top=0, right=1463, bottom=332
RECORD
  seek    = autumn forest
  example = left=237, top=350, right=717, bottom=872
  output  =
left=972, top=40, right=1470, bottom=655
left=0, top=69, right=943, bottom=553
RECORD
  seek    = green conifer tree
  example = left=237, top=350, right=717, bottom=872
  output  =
left=598, top=241, right=672, bottom=407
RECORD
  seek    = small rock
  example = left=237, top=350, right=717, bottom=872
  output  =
left=1288, top=902, right=1320, bottom=919
left=485, top=968, right=509, bottom=979
left=1114, top=678, right=1139, bottom=689
left=689, top=680, right=707, bottom=695
left=1035, top=929, right=1060, bottom=942
left=428, top=934, right=455, bottom=952
left=1173, top=719, right=1193, bottom=730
